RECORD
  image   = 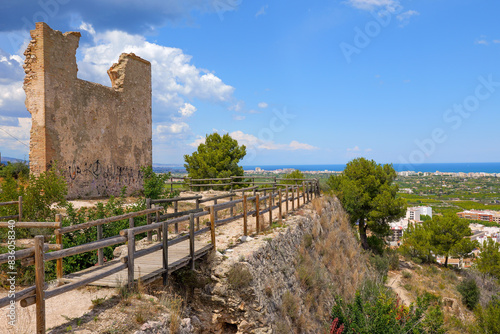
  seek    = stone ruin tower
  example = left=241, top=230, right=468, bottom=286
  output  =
left=24, top=22, right=152, bottom=199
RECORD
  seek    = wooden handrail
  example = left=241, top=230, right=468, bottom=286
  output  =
left=57, top=207, right=163, bottom=235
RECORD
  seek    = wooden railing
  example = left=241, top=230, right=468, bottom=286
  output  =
left=0, top=179, right=319, bottom=333
left=165, top=175, right=320, bottom=192
left=0, top=196, right=23, bottom=221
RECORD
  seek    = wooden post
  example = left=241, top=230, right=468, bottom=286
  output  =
left=209, top=207, right=216, bottom=251
left=291, top=186, right=295, bottom=211
left=297, top=185, right=300, bottom=208
left=146, top=198, right=152, bottom=242
left=263, top=190, right=267, bottom=209
left=306, top=182, right=310, bottom=202
left=174, top=200, right=179, bottom=234
left=18, top=195, right=22, bottom=221
left=129, top=217, right=134, bottom=229
left=55, top=214, right=63, bottom=282
left=255, top=194, right=260, bottom=233
left=268, top=195, right=272, bottom=228
left=278, top=189, right=282, bottom=222
left=170, top=177, right=173, bottom=193
left=230, top=194, right=234, bottom=217
left=34, top=235, right=45, bottom=334
left=302, top=181, right=306, bottom=204
left=286, top=187, right=289, bottom=215
left=156, top=207, right=161, bottom=242
left=97, top=224, right=104, bottom=266
left=127, top=229, right=135, bottom=289
left=196, top=198, right=200, bottom=230
left=243, top=195, right=248, bottom=236
left=162, top=221, right=168, bottom=285
left=189, top=213, right=195, bottom=270
left=214, top=199, right=218, bottom=222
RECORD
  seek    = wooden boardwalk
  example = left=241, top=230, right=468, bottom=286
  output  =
left=63, top=240, right=212, bottom=287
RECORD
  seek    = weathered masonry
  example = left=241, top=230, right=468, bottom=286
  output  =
left=24, top=22, right=152, bottom=198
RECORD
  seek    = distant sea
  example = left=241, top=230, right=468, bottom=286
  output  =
left=242, top=163, right=500, bottom=174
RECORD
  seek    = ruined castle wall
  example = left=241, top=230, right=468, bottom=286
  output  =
left=24, top=22, right=152, bottom=198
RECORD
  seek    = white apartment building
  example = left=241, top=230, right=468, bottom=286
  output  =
left=406, top=206, right=433, bottom=221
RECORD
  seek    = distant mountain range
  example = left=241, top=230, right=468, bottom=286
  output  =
left=0, top=156, right=27, bottom=164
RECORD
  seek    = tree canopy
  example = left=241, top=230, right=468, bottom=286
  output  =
left=401, top=214, right=476, bottom=266
left=327, top=158, right=405, bottom=250
left=281, top=169, right=305, bottom=184
left=184, top=133, right=246, bottom=180
left=476, top=238, right=500, bottom=280
left=428, top=214, right=476, bottom=266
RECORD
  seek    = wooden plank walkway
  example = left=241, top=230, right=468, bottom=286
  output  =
left=63, top=240, right=212, bottom=287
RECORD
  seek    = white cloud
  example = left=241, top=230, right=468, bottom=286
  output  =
left=365, top=148, right=373, bottom=152
left=0, top=81, right=25, bottom=116
left=233, top=115, right=246, bottom=121
left=77, top=23, right=235, bottom=119
left=189, top=135, right=206, bottom=148
left=0, top=117, right=31, bottom=156
left=79, top=22, right=96, bottom=36
left=157, top=122, right=189, bottom=135
left=494, top=40, right=500, bottom=44
left=289, top=140, right=317, bottom=151
left=347, top=146, right=361, bottom=152
left=258, top=102, right=268, bottom=109
left=0, top=49, right=26, bottom=118
left=347, top=0, right=398, bottom=11
left=179, top=103, right=197, bottom=117
left=256, top=5, right=268, bottom=17
left=228, top=130, right=318, bottom=151
left=475, top=39, right=489, bottom=45
left=229, top=100, right=245, bottom=112
left=397, top=10, right=419, bottom=26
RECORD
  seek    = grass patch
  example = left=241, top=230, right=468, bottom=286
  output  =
left=227, top=263, right=253, bottom=289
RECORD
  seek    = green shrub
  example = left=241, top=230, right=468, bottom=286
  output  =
left=475, top=298, right=500, bottom=333
left=387, top=248, right=400, bottom=271
left=0, top=161, right=29, bottom=179
left=457, top=278, right=480, bottom=310
left=141, top=166, right=172, bottom=199
left=331, top=280, right=434, bottom=334
left=423, top=304, right=445, bottom=334
left=367, top=235, right=385, bottom=255
left=369, top=255, right=389, bottom=282
left=22, top=167, right=67, bottom=221
left=282, top=290, right=299, bottom=320
left=227, top=263, right=253, bottom=289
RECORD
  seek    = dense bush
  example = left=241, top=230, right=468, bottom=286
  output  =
left=457, top=278, right=481, bottom=310
left=331, top=280, right=443, bottom=333
left=0, top=161, right=29, bottom=179
left=141, top=166, right=172, bottom=199
left=475, top=297, right=500, bottom=333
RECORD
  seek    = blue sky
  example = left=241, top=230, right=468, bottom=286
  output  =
left=1, top=0, right=500, bottom=166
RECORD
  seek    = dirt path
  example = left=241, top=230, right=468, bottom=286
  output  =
left=0, top=286, right=115, bottom=333
left=387, top=271, right=413, bottom=306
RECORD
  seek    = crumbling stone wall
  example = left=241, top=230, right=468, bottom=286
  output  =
left=24, top=22, right=152, bottom=198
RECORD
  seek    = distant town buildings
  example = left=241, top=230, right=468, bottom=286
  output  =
left=397, top=171, right=500, bottom=178
left=388, top=206, right=433, bottom=246
left=457, top=210, right=500, bottom=223
left=469, top=223, right=500, bottom=245
left=244, top=168, right=340, bottom=175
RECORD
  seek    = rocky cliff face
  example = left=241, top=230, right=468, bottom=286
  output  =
left=136, top=197, right=369, bottom=334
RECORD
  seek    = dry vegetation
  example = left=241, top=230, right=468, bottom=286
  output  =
left=274, top=197, right=372, bottom=333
